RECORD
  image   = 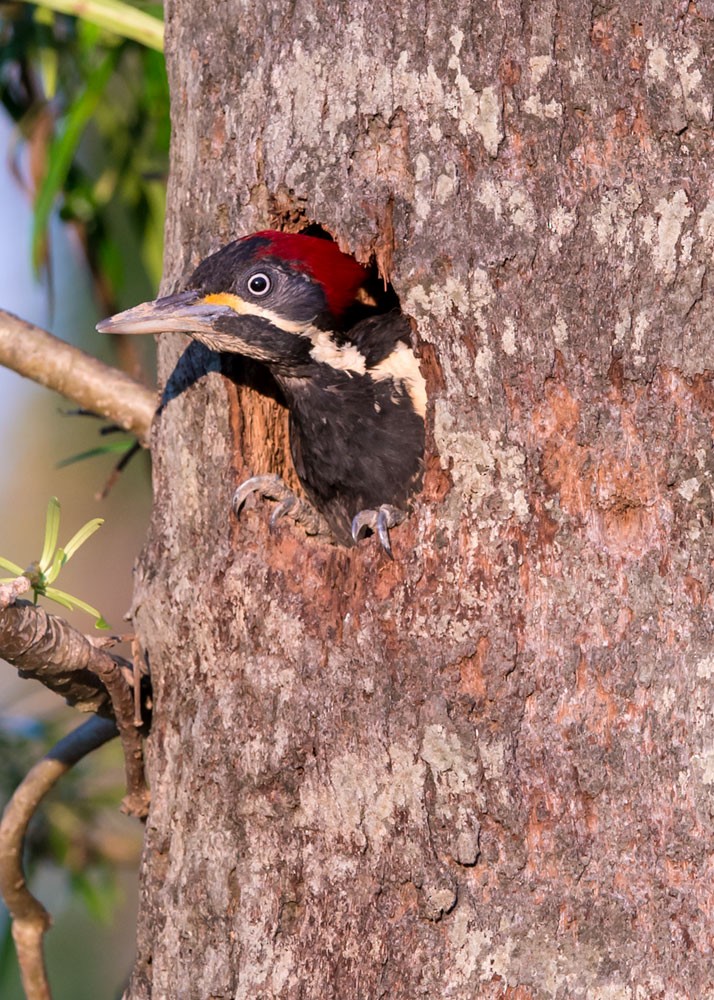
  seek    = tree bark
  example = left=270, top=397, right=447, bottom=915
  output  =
left=127, top=1, right=714, bottom=996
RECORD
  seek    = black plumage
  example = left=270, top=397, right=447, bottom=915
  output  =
left=281, top=311, right=424, bottom=545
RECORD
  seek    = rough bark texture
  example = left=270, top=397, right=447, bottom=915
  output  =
left=1, top=600, right=115, bottom=716
left=128, top=2, right=714, bottom=997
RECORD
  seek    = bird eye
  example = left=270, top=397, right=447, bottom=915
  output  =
left=247, top=272, right=271, bottom=297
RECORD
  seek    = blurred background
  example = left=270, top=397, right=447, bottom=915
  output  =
left=0, top=3, right=167, bottom=995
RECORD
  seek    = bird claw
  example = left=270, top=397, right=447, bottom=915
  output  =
left=232, top=474, right=329, bottom=538
left=351, top=505, right=406, bottom=558
left=270, top=495, right=297, bottom=526
left=234, top=478, right=407, bottom=553
left=233, top=474, right=285, bottom=515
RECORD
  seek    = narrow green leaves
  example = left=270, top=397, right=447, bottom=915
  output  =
left=43, top=586, right=109, bottom=629
left=32, top=48, right=118, bottom=270
left=0, top=556, right=26, bottom=578
left=0, top=498, right=109, bottom=628
left=56, top=440, right=136, bottom=469
left=39, top=495, right=61, bottom=573
left=22, top=0, right=165, bottom=51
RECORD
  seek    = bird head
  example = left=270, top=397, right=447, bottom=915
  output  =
left=96, top=232, right=367, bottom=364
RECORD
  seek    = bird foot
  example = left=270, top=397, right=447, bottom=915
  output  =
left=351, top=505, right=406, bottom=559
left=233, top=474, right=331, bottom=538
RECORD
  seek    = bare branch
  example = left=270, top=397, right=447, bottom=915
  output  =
left=0, top=715, right=118, bottom=1000
left=0, top=308, right=156, bottom=446
left=0, top=601, right=150, bottom=817
left=0, top=578, right=31, bottom=608
left=0, top=601, right=114, bottom=715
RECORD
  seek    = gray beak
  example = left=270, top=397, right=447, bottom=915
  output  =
left=96, top=290, right=234, bottom=336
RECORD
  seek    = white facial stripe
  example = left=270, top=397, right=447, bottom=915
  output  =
left=308, top=328, right=367, bottom=375
left=201, top=295, right=426, bottom=414
left=201, top=293, right=308, bottom=334
left=371, top=342, right=427, bottom=418
left=201, top=296, right=367, bottom=372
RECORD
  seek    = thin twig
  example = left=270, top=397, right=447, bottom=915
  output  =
left=0, top=308, right=156, bottom=446
left=96, top=439, right=142, bottom=500
left=130, top=637, right=142, bottom=726
left=83, top=647, right=150, bottom=818
left=0, top=715, right=118, bottom=1000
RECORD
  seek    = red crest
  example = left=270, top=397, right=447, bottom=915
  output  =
left=249, top=231, right=367, bottom=317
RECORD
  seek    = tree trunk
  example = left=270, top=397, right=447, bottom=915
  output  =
left=127, top=1, right=714, bottom=996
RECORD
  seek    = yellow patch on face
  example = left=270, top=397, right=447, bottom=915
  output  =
left=199, top=292, right=307, bottom=334
left=201, top=292, right=247, bottom=311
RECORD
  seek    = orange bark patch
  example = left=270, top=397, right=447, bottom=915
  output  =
left=532, top=496, right=559, bottom=553
left=590, top=16, right=614, bottom=54
left=533, top=378, right=672, bottom=559
left=499, top=58, right=522, bottom=87
left=683, top=575, right=706, bottom=605
left=495, top=987, right=538, bottom=1000
left=458, top=636, right=490, bottom=699
left=422, top=452, right=451, bottom=503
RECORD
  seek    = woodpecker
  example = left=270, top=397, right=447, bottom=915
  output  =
left=97, top=231, right=426, bottom=555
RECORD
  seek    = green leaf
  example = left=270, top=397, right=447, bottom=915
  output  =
left=45, top=547, right=66, bottom=585
left=0, top=916, right=16, bottom=984
left=44, top=587, right=110, bottom=629
left=21, top=0, right=164, bottom=50
left=57, top=440, right=135, bottom=468
left=32, top=49, right=118, bottom=271
left=36, top=34, right=60, bottom=98
left=39, top=496, right=61, bottom=573
left=0, top=556, right=25, bottom=577
left=41, top=586, right=76, bottom=611
left=61, top=518, right=104, bottom=562
left=70, top=867, right=120, bottom=923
